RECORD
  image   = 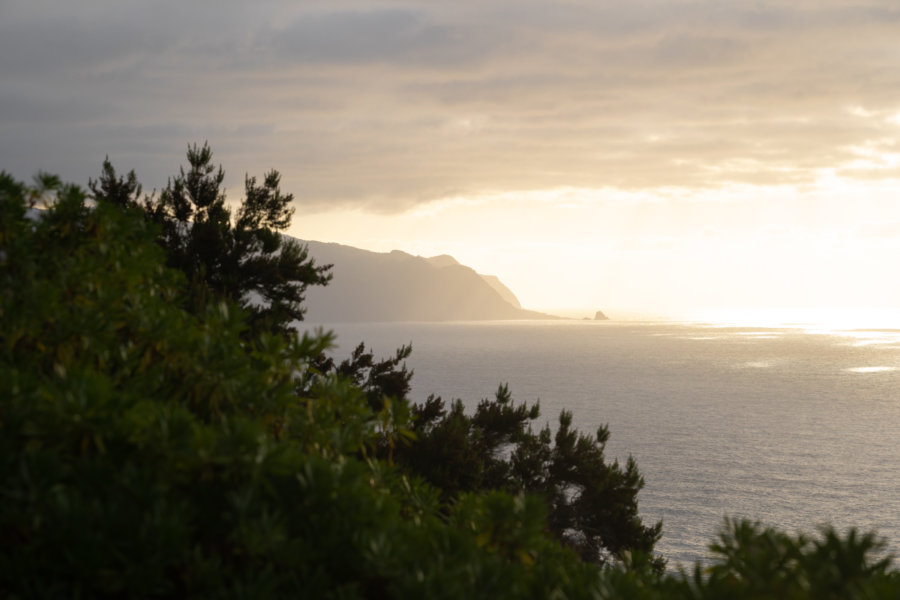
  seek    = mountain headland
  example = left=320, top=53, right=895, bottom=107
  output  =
left=300, top=240, right=559, bottom=322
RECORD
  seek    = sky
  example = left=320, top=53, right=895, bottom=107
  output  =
left=3, top=1, right=900, bottom=318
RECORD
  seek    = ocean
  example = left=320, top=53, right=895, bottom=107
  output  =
left=303, top=319, right=900, bottom=568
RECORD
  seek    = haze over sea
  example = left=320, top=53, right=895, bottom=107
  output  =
left=306, top=314, right=900, bottom=567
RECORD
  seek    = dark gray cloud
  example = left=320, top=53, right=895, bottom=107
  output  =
left=270, top=8, right=493, bottom=67
left=2, top=0, right=899, bottom=211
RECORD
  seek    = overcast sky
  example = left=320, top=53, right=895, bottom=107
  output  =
left=4, top=1, right=900, bottom=317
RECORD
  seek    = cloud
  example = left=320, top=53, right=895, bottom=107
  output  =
left=269, top=8, right=494, bottom=67
left=2, top=0, right=900, bottom=211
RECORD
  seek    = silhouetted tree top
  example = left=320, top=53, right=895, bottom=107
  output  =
left=89, top=142, right=331, bottom=338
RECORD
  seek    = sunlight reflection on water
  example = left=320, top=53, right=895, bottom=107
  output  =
left=740, top=361, right=772, bottom=368
left=688, top=307, right=900, bottom=332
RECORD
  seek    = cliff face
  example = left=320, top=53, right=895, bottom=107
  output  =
left=479, top=275, right=522, bottom=309
left=299, top=240, right=556, bottom=322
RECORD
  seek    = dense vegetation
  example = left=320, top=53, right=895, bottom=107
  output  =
left=2, top=151, right=898, bottom=598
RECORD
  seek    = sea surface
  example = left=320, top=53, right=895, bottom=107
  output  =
left=303, top=319, right=900, bottom=568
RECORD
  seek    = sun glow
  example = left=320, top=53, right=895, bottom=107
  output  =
left=296, top=175, right=900, bottom=321
left=685, top=307, right=900, bottom=332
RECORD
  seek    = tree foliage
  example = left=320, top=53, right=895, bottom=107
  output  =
left=89, top=143, right=331, bottom=338
left=397, top=386, right=664, bottom=570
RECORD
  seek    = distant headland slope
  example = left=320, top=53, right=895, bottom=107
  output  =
left=300, top=240, right=558, bottom=322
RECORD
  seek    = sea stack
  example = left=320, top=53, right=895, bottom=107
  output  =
left=594, top=310, right=609, bottom=321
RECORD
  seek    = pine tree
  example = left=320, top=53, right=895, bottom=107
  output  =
left=90, top=143, right=331, bottom=338
left=397, top=386, right=665, bottom=571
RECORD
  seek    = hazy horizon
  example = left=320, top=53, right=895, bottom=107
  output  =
left=445, top=304, right=900, bottom=330
left=524, top=305, right=900, bottom=327
left=3, top=1, right=900, bottom=318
